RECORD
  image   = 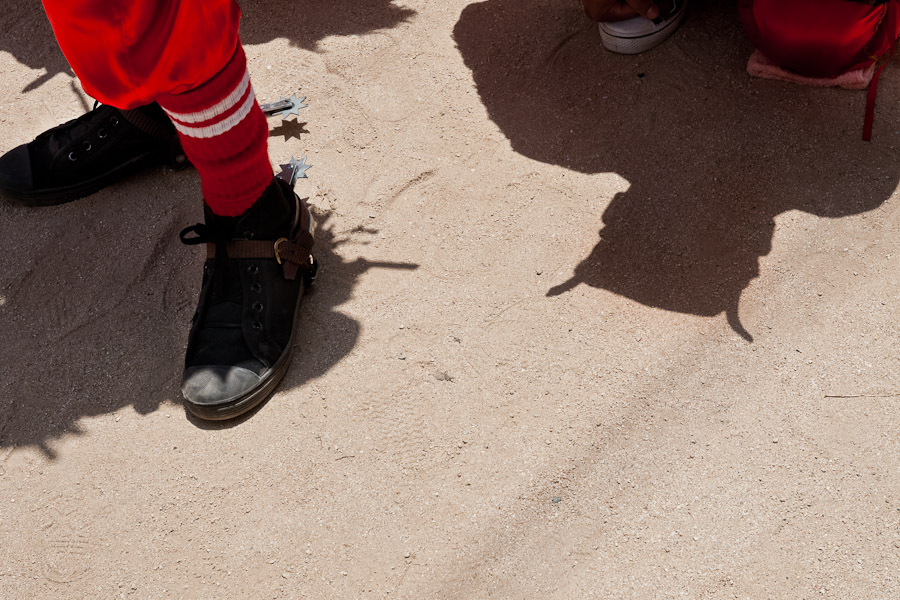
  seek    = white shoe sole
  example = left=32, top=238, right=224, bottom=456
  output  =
left=598, top=6, right=687, bottom=55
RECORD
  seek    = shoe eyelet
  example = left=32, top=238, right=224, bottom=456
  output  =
left=251, top=321, right=263, bottom=330
left=248, top=265, right=259, bottom=275
left=82, top=141, right=92, bottom=152
left=250, top=283, right=261, bottom=292
left=111, top=117, right=120, bottom=127
left=252, top=302, right=263, bottom=312
left=68, top=151, right=78, bottom=162
left=97, top=128, right=108, bottom=139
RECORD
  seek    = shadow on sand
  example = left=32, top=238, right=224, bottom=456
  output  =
left=454, top=0, right=899, bottom=341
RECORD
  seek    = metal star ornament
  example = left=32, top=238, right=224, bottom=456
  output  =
left=282, top=94, right=308, bottom=118
left=260, top=94, right=307, bottom=119
left=276, top=156, right=312, bottom=188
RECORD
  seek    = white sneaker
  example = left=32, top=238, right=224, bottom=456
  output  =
left=598, top=0, right=688, bottom=55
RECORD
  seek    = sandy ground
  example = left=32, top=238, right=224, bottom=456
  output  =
left=1, top=0, right=900, bottom=598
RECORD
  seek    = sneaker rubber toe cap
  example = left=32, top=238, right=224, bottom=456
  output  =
left=0, top=144, right=35, bottom=198
left=181, top=364, right=262, bottom=408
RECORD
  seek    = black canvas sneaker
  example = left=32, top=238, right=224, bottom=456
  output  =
left=179, top=177, right=317, bottom=420
left=0, top=102, right=186, bottom=206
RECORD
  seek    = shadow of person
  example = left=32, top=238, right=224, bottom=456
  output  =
left=239, top=0, right=416, bottom=49
left=0, top=3, right=74, bottom=93
left=454, top=0, right=899, bottom=341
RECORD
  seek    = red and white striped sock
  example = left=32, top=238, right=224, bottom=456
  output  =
left=158, top=43, right=272, bottom=217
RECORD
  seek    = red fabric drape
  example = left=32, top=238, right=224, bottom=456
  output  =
left=740, top=0, right=897, bottom=78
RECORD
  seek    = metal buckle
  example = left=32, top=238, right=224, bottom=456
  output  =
left=274, top=238, right=288, bottom=265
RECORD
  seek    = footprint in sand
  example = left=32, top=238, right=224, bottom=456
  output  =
left=34, top=497, right=99, bottom=584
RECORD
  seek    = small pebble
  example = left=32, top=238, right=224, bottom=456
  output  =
left=552, top=496, right=562, bottom=504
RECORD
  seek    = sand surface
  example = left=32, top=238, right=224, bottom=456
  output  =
left=2, top=1, right=900, bottom=598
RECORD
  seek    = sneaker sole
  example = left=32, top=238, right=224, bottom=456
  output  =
left=598, top=7, right=687, bottom=55
left=183, top=257, right=318, bottom=421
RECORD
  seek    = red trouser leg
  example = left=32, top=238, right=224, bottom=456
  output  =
left=739, top=0, right=888, bottom=78
left=40, top=0, right=272, bottom=215
left=41, top=0, right=242, bottom=108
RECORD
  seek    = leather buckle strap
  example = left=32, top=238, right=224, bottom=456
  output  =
left=205, top=232, right=314, bottom=280
left=273, top=234, right=315, bottom=280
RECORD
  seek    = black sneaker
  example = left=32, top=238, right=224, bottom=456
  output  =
left=179, top=178, right=317, bottom=420
left=0, top=102, right=186, bottom=206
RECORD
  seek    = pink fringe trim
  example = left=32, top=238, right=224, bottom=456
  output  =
left=746, top=49, right=875, bottom=90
